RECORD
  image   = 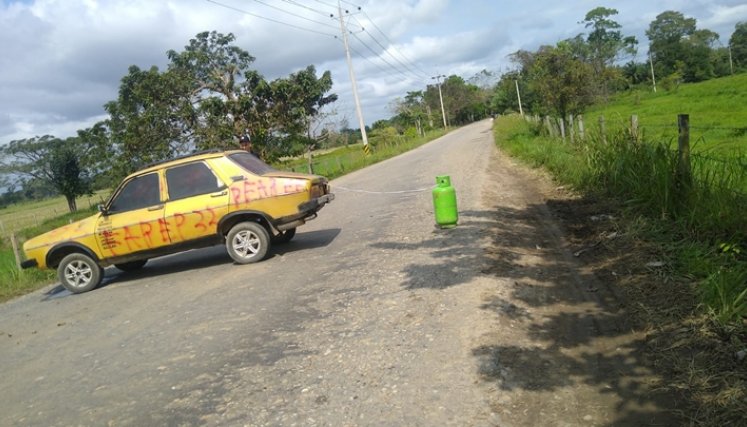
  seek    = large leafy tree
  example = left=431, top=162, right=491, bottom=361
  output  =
left=730, top=21, right=747, bottom=71
left=105, top=65, right=192, bottom=176
left=102, top=31, right=338, bottom=173
left=0, top=136, right=93, bottom=212
left=528, top=44, right=595, bottom=124
left=583, top=7, right=637, bottom=72
left=646, top=10, right=718, bottom=82
left=167, top=31, right=258, bottom=149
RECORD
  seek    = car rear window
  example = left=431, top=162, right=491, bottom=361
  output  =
left=228, top=152, right=277, bottom=176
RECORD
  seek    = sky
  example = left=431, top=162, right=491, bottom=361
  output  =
left=0, top=0, right=745, bottom=145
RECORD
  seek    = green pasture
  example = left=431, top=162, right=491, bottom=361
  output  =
left=583, top=73, right=747, bottom=154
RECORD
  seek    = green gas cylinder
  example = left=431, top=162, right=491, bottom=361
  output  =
left=432, top=175, right=458, bottom=228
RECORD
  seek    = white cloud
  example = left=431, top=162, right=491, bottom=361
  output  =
left=1, top=0, right=744, bottom=144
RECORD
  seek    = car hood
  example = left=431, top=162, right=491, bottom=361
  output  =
left=23, top=213, right=101, bottom=251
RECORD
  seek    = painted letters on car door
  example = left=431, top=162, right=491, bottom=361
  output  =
left=163, top=161, right=229, bottom=243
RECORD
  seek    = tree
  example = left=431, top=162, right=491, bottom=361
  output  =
left=105, top=65, right=191, bottom=176
left=528, top=45, right=595, bottom=125
left=646, top=11, right=718, bottom=82
left=393, top=91, right=428, bottom=136
left=167, top=31, right=260, bottom=149
left=730, top=22, right=747, bottom=71
left=0, top=136, right=93, bottom=212
left=583, top=7, right=637, bottom=72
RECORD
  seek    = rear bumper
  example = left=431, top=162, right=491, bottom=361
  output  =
left=298, top=193, right=335, bottom=213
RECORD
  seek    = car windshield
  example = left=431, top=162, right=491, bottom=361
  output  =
left=228, top=152, right=277, bottom=176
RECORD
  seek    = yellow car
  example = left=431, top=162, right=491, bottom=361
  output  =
left=21, top=150, right=334, bottom=293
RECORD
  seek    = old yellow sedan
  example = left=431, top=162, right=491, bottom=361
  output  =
left=21, top=150, right=334, bottom=293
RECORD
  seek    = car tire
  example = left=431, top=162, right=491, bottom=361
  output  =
left=226, top=221, right=270, bottom=264
left=114, top=259, right=148, bottom=272
left=57, top=253, right=104, bottom=294
left=272, top=227, right=296, bottom=244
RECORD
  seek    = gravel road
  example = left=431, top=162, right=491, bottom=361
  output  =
left=0, top=119, right=674, bottom=426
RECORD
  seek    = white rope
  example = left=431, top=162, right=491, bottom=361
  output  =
left=334, top=185, right=431, bottom=195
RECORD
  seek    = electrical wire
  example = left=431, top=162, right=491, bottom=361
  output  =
left=361, top=11, right=431, bottom=77
left=279, top=0, right=335, bottom=19
left=246, top=0, right=339, bottom=30
left=352, top=15, right=428, bottom=80
left=205, top=0, right=338, bottom=38
left=349, top=32, right=416, bottom=81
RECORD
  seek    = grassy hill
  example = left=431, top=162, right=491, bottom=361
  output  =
left=583, top=73, right=747, bottom=154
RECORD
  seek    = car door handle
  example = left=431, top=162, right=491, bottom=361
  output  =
left=211, top=191, right=228, bottom=197
left=147, top=204, right=164, bottom=211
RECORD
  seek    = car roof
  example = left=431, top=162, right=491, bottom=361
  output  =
left=125, top=149, right=245, bottom=179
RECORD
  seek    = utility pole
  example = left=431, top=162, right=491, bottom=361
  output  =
left=515, top=79, right=524, bottom=116
left=431, top=74, right=447, bottom=129
left=649, top=49, right=657, bottom=93
left=337, top=1, right=369, bottom=154
left=729, top=45, right=734, bottom=75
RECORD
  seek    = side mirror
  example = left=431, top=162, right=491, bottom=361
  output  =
left=98, top=204, right=109, bottom=216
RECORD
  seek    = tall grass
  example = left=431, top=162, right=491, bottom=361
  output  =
left=0, top=246, right=55, bottom=302
left=495, top=113, right=747, bottom=325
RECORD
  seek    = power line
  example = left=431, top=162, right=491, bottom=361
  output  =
left=361, top=11, right=430, bottom=77
left=352, top=15, right=428, bottom=80
left=279, top=0, right=334, bottom=19
left=349, top=31, right=416, bottom=81
left=205, top=0, right=338, bottom=38
left=246, top=0, right=339, bottom=30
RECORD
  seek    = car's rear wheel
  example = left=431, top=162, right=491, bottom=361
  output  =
left=115, top=259, right=148, bottom=272
left=57, top=253, right=103, bottom=294
left=272, top=227, right=296, bottom=244
left=226, top=221, right=270, bottom=264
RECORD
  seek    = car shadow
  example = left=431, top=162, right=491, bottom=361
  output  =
left=41, top=228, right=341, bottom=299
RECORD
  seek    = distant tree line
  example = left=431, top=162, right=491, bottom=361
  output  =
left=0, top=31, right=338, bottom=211
left=383, top=8, right=747, bottom=142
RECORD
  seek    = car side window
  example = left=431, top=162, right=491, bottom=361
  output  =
left=109, top=173, right=161, bottom=213
left=166, top=162, right=224, bottom=201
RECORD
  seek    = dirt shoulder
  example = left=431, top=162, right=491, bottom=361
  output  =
left=478, top=147, right=746, bottom=425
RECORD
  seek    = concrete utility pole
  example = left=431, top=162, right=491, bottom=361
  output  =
left=515, top=79, right=524, bottom=116
left=431, top=74, right=447, bottom=129
left=649, top=49, right=657, bottom=93
left=729, top=46, right=734, bottom=75
left=337, top=1, right=369, bottom=153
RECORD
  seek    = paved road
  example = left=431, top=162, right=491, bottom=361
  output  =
left=0, top=120, right=673, bottom=426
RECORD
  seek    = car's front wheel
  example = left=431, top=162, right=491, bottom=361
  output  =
left=115, top=259, right=148, bottom=272
left=226, top=221, right=270, bottom=264
left=57, top=253, right=104, bottom=294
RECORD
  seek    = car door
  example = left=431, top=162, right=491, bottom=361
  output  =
left=95, top=172, right=168, bottom=259
left=163, top=161, right=229, bottom=244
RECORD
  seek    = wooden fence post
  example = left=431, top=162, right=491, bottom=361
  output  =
left=599, top=115, right=606, bottom=144
left=569, top=114, right=575, bottom=144
left=559, top=117, right=566, bottom=142
left=677, top=114, right=692, bottom=188
left=578, top=114, right=585, bottom=141
left=10, top=233, right=22, bottom=270
left=630, top=114, right=639, bottom=143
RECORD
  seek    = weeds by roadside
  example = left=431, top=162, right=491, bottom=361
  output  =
left=494, top=114, right=747, bottom=426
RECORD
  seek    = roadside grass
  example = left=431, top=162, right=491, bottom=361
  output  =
left=276, top=130, right=446, bottom=178
left=0, top=130, right=447, bottom=301
left=0, top=206, right=99, bottom=302
left=494, top=113, right=747, bottom=425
